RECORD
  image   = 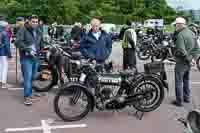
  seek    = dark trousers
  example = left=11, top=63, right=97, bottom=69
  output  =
left=123, top=48, right=136, bottom=70
left=175, top=63, right=191, bottom=102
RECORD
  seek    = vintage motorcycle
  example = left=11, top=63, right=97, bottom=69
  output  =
left=33, top=41, right=113, bottom=92
left=54, top=59, right=166, bottom=122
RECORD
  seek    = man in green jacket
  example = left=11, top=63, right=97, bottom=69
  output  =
left=172, top=17, right=196, bottom=107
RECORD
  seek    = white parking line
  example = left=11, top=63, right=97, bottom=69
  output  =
left=8, top=88, right=23, bottom=90
left=191, top=82, right=200, bottom=85
left=5, top=120, right=87, bottom=132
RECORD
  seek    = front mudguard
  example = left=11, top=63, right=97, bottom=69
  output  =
left=60, top=82, right=96, bottom=112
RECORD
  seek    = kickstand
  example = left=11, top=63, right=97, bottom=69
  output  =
left=134, top=110, right=144, bottom=120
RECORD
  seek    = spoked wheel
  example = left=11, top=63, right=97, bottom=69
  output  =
left=137, top=49, right=151, bottom=60
left=54, top=84, right=92, bottom=122
left=132, top=76, right=164, bottom=112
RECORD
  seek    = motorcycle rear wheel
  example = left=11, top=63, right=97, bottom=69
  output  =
left=132, top=76, right=164, bottom=112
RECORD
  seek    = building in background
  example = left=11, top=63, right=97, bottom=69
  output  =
left=191, top=10, right=200, bottom=24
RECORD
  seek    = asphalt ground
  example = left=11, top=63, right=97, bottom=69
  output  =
left=1, top=42, right=200, bottom=133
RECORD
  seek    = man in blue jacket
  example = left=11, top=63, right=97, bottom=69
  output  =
left=80, top=18, right=112, bottom=63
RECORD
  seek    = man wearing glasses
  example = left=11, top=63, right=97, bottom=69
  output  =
left=15, top=15, right=43, bottom=106
left=172, top=17, right=196, bottom=107
left=80, top=18, right=112, bottom=64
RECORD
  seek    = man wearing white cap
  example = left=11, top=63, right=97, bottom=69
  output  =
left=172, top=17, right=196, bottom=107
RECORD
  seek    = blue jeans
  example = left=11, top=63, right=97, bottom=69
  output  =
left=20, top=56, right=39, bottom=97
left=175, top=63, right=191, bottom=102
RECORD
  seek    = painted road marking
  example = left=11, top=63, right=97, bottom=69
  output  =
left=8, top=86, right=59, bottom=91
left=8, top=88, right=23, bottom=90
left=191, top=82, right=200, bottom=85
left=8, top=82, right=200, bottom=91
left=5, top=120, right=87, bottom=132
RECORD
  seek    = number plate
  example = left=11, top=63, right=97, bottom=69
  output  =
left=79, top=73, right=86, bottom=82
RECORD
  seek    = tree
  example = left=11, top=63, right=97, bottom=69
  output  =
left=0, top=0, right=177, bottom=24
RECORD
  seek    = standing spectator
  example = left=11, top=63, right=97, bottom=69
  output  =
left=15, top=15, right=43, bottom=106
left=80, top=18, right=112, bottom=63
left=48, top=22, right=57, bottom=39
left=39, top=20, right=44, bottom=33
left=0, top=21, right=12, bottom=89
left=121, top=20, right=137, bottom=70
left=172, top=17, right=196, bottom=107
left=5, top=25, right=13, bottom=42
left=16, top=17, right=25, bottom=28
left=13, top=17, right=25, bottom=38
left=71, top=22, right=82, bottom=41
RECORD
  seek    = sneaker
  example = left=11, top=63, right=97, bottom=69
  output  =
left=184, top=98, right=191, bottom=103
left=24, top=97, right=32, bottom=106
left=171, top=100, right=183, bottom=107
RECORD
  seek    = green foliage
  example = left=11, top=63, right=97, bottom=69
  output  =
left=0, top=0, right=177, bottom=24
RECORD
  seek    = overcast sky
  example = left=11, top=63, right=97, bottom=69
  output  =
left=167, top=0, right=200, bottom=10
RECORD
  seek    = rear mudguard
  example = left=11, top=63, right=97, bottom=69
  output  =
left=145, top=73, right=169, bottom=93
left=134, top=73, right=169, bottom=93
left=60, top=82, right=95, bottom=112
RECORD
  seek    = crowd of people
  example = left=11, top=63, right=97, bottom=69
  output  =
left=0, top=15, right=199, bottom=108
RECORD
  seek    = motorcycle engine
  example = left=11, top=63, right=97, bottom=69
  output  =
left=100, top=87, right=112, bottom=100
left=99, top=86, right=126, bottom=110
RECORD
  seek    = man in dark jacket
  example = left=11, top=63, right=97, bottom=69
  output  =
left=15, top=15, right=43, bottom=106
left=172, top=17, right=196, bottom=107
left=80, top=18, right=112, bottom=63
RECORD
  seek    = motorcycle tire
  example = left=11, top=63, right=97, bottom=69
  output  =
left=151, top=55, right=165, bottom=62
left=137, top=49, right=151, bottom=60
left=54, top=84, right=92, bottom=122
left=32, top=71, right=56, bottom=92
left=132, top=76, right=165, bottom=112
left=196, top=56, right=200, bottom=71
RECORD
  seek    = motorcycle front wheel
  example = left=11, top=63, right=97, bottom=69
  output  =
left=54, top=84, right=92, bottom=122
left=131, top=76, right=165, bottom=112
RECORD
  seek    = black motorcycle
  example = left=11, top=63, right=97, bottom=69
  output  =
left=137, top=34, right=175, bottom=62
left=54, top=60, right=165, bottom=121
left=32, top=39, right=81, bottom=92
left=33, top=41, right=113, bottom=92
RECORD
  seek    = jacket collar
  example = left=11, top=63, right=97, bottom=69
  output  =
left=88, top=30, right=106, bottom=40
